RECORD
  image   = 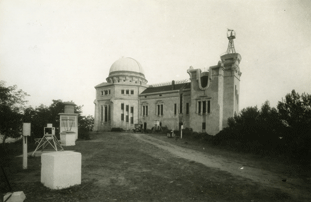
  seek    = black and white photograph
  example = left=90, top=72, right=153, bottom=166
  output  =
left=0, top=0, right=310, bottom=201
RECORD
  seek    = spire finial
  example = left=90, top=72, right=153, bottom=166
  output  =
left=226, top=29, right=236, bottom=53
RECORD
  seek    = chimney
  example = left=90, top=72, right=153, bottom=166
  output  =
left=172, top=80, right=175, bottom=90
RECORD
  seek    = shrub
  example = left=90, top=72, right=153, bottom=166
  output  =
left=181, top=128, right=193, bottom=139
left=191, top=132, right=199, bottom=139
left=174, top=130, right=180, bottom=136
left=111, top=128, right=124, bottom=132
left=200, top=133, right=214, bottom=142
left=214, top=92, right=311, bottom=159
left=145, top=129, right=152, bottom=133
left=161, top=126, right=170, bottom=134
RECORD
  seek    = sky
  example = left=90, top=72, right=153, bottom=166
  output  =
left=0, top=0, right=310, bottom=116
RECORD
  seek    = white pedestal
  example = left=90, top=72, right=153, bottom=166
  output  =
left=60, top=133, right=76, bottom=146
left=3, top=191, right=26, bottom=202
left=41, top=151, right=81, bottom=189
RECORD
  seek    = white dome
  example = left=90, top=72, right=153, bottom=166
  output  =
left=109, top=57, right=145, bottom=75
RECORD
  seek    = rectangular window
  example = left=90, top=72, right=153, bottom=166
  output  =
left=174, top=103, right=177, bottom=115
left=126, top=90, right=129, bottom=94
left=180, top=94, right=183, bottom=114
left=101, top=91, right=103, bottom=95
left=161, top=104, right=163, bottom=115
left=126, top=105, right=129, bottom=111
left=130, top=117, right=133, bottom=124
left=131, top=90, right=134, bottom=94
left=105, top=105, right=108, bottom=122
left=109, top=90, right=111, bottom=94
left=131, top=106, right=134, bottom=113
left=121, top=114, right=124, bottom=121
left=104, top=105, right=108, bottom=122
left=186, top=103, right=189, bottom=114
left=208, top=100, right=211, bottom=113
left=121, top=90, right=124, bottom=94
left=108, top=105, right=110, bottom=121
left=126, top=115, right=129, bottom=122
left=198, top=101, right=201, bottom=114
left=203, top=101, right=206, bottom=113
left=105, top=90, right=108, bottom=95
left=100, top=106, right=103, bottom=122
left=157, top=105, right=160, bottom=116
left=121, top=103, right=124, bottom=110
left=142, top=105, right=148, bottom=116
left=202, top=122, right=206, bottom=130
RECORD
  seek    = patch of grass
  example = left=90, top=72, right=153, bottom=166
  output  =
left=78, top=131, right=91, bottom=140
left=0, top=132, right=309, bottom=201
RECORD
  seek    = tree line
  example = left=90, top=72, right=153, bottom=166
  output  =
left=213, top=90, right=311, bottom=160
left=0, top=81, right=94, bottom=145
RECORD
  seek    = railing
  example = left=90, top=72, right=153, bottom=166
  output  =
left=149, top=79, right=190, bottom=87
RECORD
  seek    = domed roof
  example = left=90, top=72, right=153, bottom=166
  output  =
left=109, top=57, right=145, bottom=75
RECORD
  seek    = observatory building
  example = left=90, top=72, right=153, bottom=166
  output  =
left=93, top=31, right=242, bottom=135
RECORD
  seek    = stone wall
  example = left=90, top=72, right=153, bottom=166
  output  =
left=139, top=90, right=180, bottom=130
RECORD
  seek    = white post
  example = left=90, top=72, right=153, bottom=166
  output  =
left=180, top=125, right=183, bottom=139
left=23, top=136, right=27, bottom=169
left=23, top=123, right=31, bottom=169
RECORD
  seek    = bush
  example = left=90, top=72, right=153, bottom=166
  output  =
left=213, top=93, right=311, bottom=159
left=161, top=126, right=170, bottom=134
left=190, top=132, right=199, bottom=139
left=213, top=127, right=235, bottom=144
left=145, top=129, right=152, bottom=133
left=201, top=133, right=214, bottom=142
left=111, top=128, right=124, bottom=132
left=181, top=128, right=193, bottom=139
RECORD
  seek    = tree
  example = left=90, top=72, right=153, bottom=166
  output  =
left=228, top=106, right=260, bottom=141
left=23, top=100, right=90, bottom=139
left=277, top=90, right=311, bottom=133
left=277, top=90, right=311, bottom=156
left=221, top=102, right=283, bottom=153
left=0, top=81, right=29, bottom=112
left=256, top=101, right=284, bottom=148
left=0, top=105, right=23, bottom=143
left=216, top=90, right=311, bottom=158
left=0, top=81, right=29, bottom=144
left=79, top=115, right=94, bottom=132
left=26, top=104, right=51, bottom=139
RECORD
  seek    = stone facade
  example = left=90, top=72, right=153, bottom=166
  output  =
left=94, top=47, right=242, bottom=135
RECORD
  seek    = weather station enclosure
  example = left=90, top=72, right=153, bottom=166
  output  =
left=59, top=102, right=78, bottom=146
left=44, top=127, right=54, bottom=135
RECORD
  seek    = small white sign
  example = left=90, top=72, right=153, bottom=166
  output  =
left=23, top=123, right=31, bottom=136
left=47, top=123, right=53, bottom=127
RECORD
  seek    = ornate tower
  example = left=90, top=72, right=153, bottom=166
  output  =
left=221, top=29, right=242, bottom=127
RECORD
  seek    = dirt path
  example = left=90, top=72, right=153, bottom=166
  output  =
left=131, top=133, right=310, bottom=200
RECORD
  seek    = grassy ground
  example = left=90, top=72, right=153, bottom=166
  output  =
left=0, top=132, right=310, bottom=201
